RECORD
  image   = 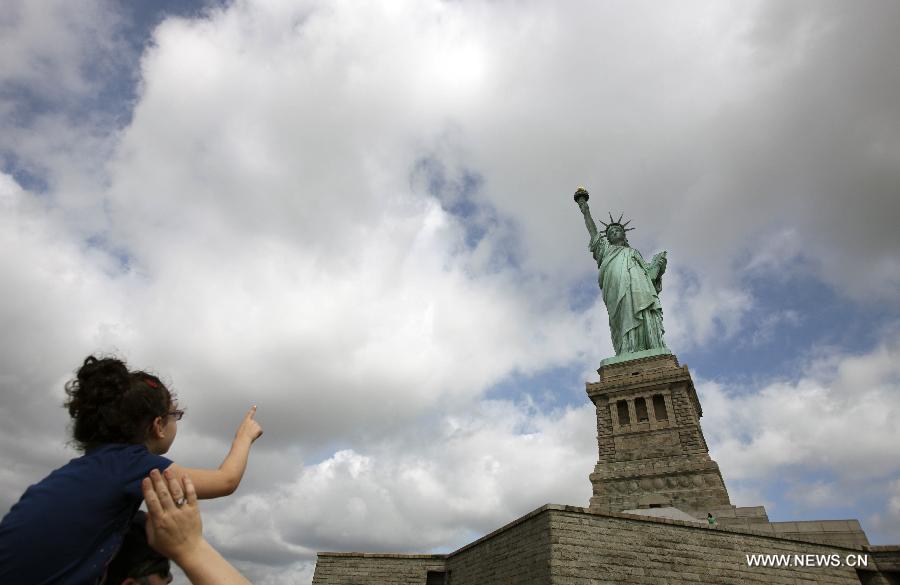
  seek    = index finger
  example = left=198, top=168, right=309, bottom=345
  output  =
left=151, top=469, right=177, bottom=511
left=184, top=475, right=198, bottom=507
left=142, top=475, right=164, bottom=518
left=245, top=405, right=258, bottom=420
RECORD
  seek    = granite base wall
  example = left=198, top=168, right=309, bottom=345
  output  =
left=312, top=553, right=446, bottom=585
left=314, top=505, right=893, bottom=585
left=550, top=506, right=870, bottom=584
left=444, top=506, right=552, bottom=584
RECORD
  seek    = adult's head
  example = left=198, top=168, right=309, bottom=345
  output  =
left=64, top=355, right=181, bottom=453
left=105, top=511, right=172, bottom=585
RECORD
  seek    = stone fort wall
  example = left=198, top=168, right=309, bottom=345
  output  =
left=548, top=506, right=876, bottom=584
left=313, top=552, right=446, bottom=585
left=443, top=505, right=552, bottom=584
left=313, top=505, right=894, bottom=584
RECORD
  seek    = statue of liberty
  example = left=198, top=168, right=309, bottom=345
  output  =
left=573, top=187, right=670, bottom=363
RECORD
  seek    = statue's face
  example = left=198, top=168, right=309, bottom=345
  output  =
left=607, top=225, right=626, bottom=244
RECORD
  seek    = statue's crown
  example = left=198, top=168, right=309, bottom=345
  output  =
left=600, top=212, right=635, bottom=236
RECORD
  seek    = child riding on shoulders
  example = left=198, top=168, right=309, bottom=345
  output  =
left=0, top=355, right=263, bottom=585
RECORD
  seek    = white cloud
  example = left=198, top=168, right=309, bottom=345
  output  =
left=785, top=480, right=842, bottom=510
left=746, top=309, right=802, bottom=347
left=867, top=478, right=900, bottom=545
left=0, top=1, right=122, bottom=95
left=0, top=1, right=129, bottom=205
left=699, top=331, right=900, bottom=530
left=0, top=172, right=132, bottom=501
left=235, top=561, right=316, bottom=585
left=888, top=482, right=900, bottom=516
left=701, top=334, right=900, bottom=482
left=105, top=0, right=900, bottom=302
left=662, top=270, right=753, bottom=350
left=742, top=229, right=805, bottom=276
left=205, top=400, right=595, bottom=566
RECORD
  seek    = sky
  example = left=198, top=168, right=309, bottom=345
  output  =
left=2, top=0, right=900, bottom=582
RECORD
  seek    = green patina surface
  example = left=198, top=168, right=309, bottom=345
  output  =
left=574, top=187, right=670, bottom=360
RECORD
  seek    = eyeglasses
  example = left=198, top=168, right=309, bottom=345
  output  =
left=168, top=409, right=185, bottom=421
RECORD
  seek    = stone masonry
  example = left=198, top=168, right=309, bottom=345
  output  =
left=313, top=505, right=899, bottom=584
left=313, top=553, right=447, bottom=585
left=587, top=353, right=731, bottom=515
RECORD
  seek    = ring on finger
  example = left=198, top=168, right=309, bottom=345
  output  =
left=175, top=496, right=187, bottom=507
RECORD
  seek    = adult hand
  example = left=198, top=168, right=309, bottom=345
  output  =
left=142, top=468, right=202, bottom=564
left=235, top=405, right=263, bottom=443
left=142, top=469, right=253, bottom=585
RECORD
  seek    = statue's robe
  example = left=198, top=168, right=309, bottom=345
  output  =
left=590, top=233, right=668, bottom=355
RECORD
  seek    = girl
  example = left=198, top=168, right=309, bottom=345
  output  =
left=0, top=355, right=263, bottom=584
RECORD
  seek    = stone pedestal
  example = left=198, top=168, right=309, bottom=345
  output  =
left=587, top=353, right=732, bottom=516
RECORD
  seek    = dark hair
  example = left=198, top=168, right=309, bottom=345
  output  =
left=64, top=355, right=176, bottom=452
left=105, top=511, right=171, bottom=585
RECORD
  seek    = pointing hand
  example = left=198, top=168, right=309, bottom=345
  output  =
left=236, top=405, right=263, bottom=443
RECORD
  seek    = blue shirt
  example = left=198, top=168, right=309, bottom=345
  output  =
left=0, top=444, right=172, bottom=585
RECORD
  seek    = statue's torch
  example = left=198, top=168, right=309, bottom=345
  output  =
left=574, top=187, right=598, bottom=240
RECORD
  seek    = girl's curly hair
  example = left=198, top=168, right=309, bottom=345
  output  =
left=64, top=355, right=176, bottom=452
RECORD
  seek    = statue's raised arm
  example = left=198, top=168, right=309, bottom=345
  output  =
left=574, top=187, right=598, bottom=240
left=571, top=186, right=670, bottom=363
